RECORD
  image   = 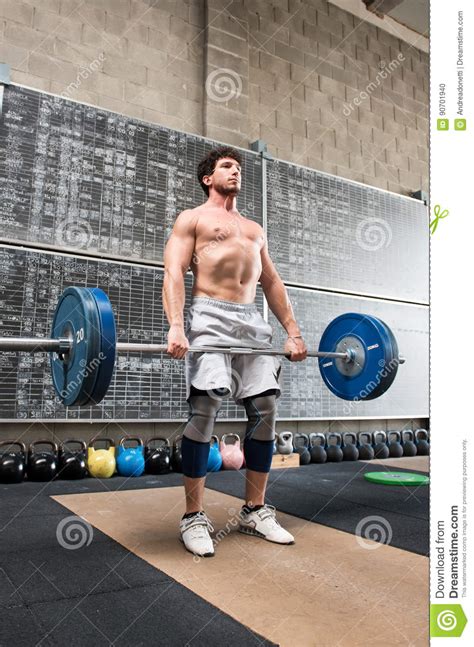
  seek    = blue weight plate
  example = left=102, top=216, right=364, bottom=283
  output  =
left=88, top=288, right=116, bottom=405
left=318, top=313, right=397, bottom=401
left=50, top=287, right=102, bottom=407
left=363, top=316, right=399, bottom=400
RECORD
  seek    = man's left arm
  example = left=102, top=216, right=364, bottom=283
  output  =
left=259, top=237, right=307, bottom=361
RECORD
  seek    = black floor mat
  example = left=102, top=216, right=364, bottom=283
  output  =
left=0, top=476, right=274, bottom=647
left=204, top=462, right=429, bottom=556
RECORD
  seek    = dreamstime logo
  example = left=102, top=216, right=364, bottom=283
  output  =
left=436, top=610, right=457, bottom=631
left=59, top=352, right=106, bottom=400
left=205, top=68, right=242, bottom=103
left=192, top=505, right=244, bottom=564
left=355, top=515, right=393, bottom=549
left=56, top=516, right=93, bottom=550
left=342, top=53, right=405, bottom=116
left=61, top=52, right=106, bottom=99
left=355, top=217, right=392, bottom=251
left=56, top=217, right=93, bottom=250
left=192, top=215, right=241, bottom=266
left=205, top=365, right=243, bottom=402
left=342, top=356, right=400, bottom=414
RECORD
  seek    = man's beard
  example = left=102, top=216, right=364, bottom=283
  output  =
left=217, top=183, right=240, bottom=196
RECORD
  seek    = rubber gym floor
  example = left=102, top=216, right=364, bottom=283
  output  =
left=0, top=456, right=429, bottom=646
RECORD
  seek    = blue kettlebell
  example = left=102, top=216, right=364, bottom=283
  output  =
left=207, top=435, right=223, bottom=472
left=116, top=437, right=145, bottom=477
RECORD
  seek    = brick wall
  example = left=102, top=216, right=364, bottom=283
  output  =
left=0, top=0, right=428, bottom=194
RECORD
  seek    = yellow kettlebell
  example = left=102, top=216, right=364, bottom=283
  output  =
left=87, top=437, right=116, bottom=478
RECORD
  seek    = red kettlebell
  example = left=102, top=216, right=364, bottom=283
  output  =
left=220, top=433, right=244, bottom=470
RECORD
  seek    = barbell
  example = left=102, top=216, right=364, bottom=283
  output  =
left=0, top=287, right=405, bottom=407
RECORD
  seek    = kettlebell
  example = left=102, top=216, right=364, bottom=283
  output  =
left=293, top=433, right=311, bottom=465
left=220, top=434, right=244, bottom=470
left=326, top=433, right=343, bottom=462
left=415, top=429, right=430, bottom=456
left=27, top=440, right=58, bottom=481
left=207, top=435, right=223, bottom=472
left=309, top=433, right=327, bottom=463
left=342, top=433, right=359, bottom=461
left=88, top=438, right=116, bottom=478
left=145, top=437, right=171, bottom=475
left=373, top=431, right=390, bottom=459
left=276, top=431, right=293, bottom=455
left=387, top=431, right=404, bottom=458
left=116, top=437, right=145, bottom=477
left=172, top=436, right=183, bottom=473
left=401, top=430, right=417, bottom=457
left=0, top=441, right=27, bottom=484
left=358, top=432, right=375, bottom=460
left=58, top=440, right=87, bottom=479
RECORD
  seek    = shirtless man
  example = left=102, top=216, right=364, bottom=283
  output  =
left=163, top=146, right=307, bottom=557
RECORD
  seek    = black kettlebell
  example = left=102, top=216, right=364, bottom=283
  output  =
left=0, top=441, right=27, bottom=484
left=342, top=433, right=359, bottom=461
left=373, top=431, right=390, bottom=459
left=172, top=436, right=183, bottom=473
left=27, top=440, right=58, bottom=481
left=58, top=439, right=87, bottom=479
left=326, top=433, right=343, bottom=462
left=145, top=437, right=171, bottom=474
left=415, top=429, right=430, bottom=456
left=358, top=432, right=375, bottom=460
left=309, top=433, right=327, bottom=463
left=387, top=431, right=404, bottom=458
left=401, top=430, right=417, bottom=457
left=293, top=433, right=311, bottom=465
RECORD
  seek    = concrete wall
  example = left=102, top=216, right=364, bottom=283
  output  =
left=0, top=0, right=428, bottom=194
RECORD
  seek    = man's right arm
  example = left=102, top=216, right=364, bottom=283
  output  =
left=162, top=210, right=197, bottom=358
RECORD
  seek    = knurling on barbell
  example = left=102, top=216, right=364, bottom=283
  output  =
left=0, top=287, right=405, bottom=407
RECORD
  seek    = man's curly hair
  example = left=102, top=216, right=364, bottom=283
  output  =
left=197, top=146, right=243, bottom=196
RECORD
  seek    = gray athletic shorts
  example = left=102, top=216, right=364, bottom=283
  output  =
left=184, top=297, right=281, bottom=405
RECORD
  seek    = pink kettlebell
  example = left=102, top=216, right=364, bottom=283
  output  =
left=220, top=433, right=244, bottom=470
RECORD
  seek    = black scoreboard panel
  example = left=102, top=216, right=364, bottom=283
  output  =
left=266, top=159, right=428, bottom=304
left=0, top=246, right=265, bottom=421
left=0, top=84, right=262, bottom=261
left=269, top=286, right=429, bottom=419
left=0, top=83, right=429, bottom=422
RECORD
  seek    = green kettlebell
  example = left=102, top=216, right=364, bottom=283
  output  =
left=309, top=433, right=327, bottom=463
left=342, top=433, right=359, bottom=461
left=387, top=431, right=404, bottom=458
left=415, top=429, right=430, bottom=456
left=373, top=431, right=390, bottom=459
left=358, top=432, right=375, bottom=460
left=326, top=433, right=343, bottom=462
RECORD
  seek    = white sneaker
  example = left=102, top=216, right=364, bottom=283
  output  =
left=239, top=505, right=295, bottom=545
left=179, top=511, right=215, bottom=557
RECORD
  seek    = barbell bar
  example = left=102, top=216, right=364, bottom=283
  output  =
left=0, top=337, right=356, bottom=362
left=0, top=287, right=406, bottom=407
